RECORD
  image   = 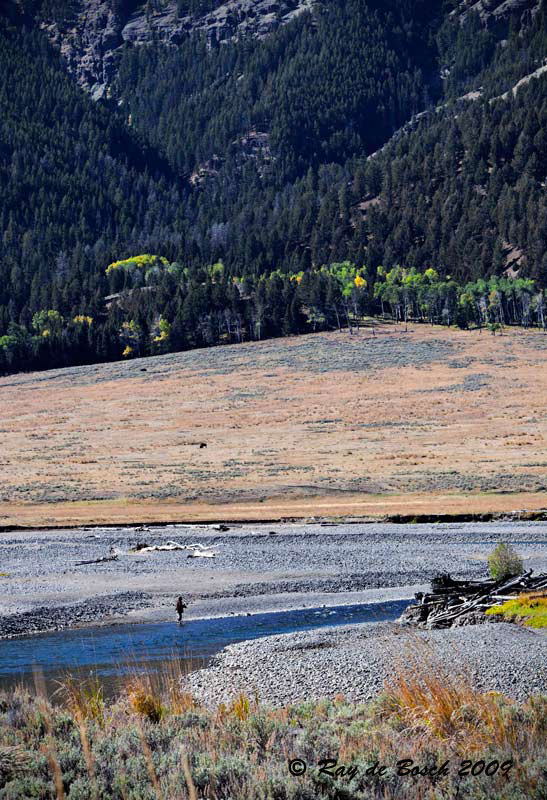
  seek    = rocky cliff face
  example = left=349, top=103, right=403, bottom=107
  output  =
left=38, top=0, right=314, bottom=99
left=16, top=0, right=542, bottom=100
left=453, top=0, right=541, bottom=26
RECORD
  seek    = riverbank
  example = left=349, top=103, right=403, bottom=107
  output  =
left=1, top=522, right=546, bottom=799
left=1, top=520, right=547, bottom=639
left=189, top=619, right=547, bottom=706
left=1, top=666, right=545, bottom=800
left=2, top=496, right=547, bottom=531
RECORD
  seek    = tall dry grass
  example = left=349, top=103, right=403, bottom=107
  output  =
left=380, top=640, right=524, bottom=750
left=0, top=651, right=545, bottom=799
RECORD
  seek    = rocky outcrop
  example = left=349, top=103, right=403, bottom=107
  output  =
left=123, top=0, right=314, bottom=45
left=40, top=1, right=126, bottom=99
left=24, top=0, right=542, bottom=100
left=38, top=0, right=314, bottom=99
left=453, top=0, right=541, bottom=26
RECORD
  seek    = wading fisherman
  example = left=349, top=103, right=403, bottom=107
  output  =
left=176, top=596, right=187, bottom=623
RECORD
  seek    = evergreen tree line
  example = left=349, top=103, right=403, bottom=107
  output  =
left=2, top=259, right=545, bottom=374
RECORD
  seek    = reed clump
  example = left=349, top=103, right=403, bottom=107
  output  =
left=378, top=642, right=532, bottom=753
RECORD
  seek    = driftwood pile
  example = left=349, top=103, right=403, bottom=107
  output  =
left=400, top=570, right=547, bottom=629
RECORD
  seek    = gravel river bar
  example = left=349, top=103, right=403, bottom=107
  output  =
left=1, top=520, right=546, bottom=702
left=1, top=520, right=546, bottom=636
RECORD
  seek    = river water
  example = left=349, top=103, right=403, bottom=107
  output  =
left=0, top=599, right=410, bottom=696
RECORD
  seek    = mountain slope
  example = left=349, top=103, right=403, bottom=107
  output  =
left=114, top=0, right=442, bottom=179
left=0, top=18, right=184, bottom=369
left=0, top=0, right=546, bottom=375
left=13, top=0, right=315, bottom=98
left=109, top=0, right=547, bottom=279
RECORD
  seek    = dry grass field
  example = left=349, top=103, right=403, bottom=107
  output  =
left=1, top=324, right=546, bottom=527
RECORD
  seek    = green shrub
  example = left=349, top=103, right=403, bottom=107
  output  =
left=488, top=542, right=523, bottom=580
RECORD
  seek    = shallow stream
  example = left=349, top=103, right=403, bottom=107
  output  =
left=0, top=599, right=410, bottom=696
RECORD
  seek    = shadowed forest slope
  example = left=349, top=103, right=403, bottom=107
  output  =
left=1, top=0, right=546, bottom=374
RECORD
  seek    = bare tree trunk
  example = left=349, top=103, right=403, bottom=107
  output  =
left=344, top=303, right=352, bottom=334
left=224, top=311, right=232, bottom=342
left=539, top=298, right=546, bottom=331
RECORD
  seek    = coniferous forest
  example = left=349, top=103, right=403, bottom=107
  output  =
left=1, top=0, right=547, bottom=374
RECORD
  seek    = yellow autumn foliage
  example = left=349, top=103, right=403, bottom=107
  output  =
left=106, top=254, right=168, bottom=275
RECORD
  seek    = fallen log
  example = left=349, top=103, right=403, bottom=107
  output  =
left=75, top=554, right=118, bottom=566
left=400, top=569, right=547, bottom=629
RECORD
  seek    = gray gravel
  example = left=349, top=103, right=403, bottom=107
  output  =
left=188, top=621, right=547, bottom=706
left=1, top=520, right=546, bottom=638
left=1, top=521, right=546, bottom=703
left=0, top=592, right=153, bottom=639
